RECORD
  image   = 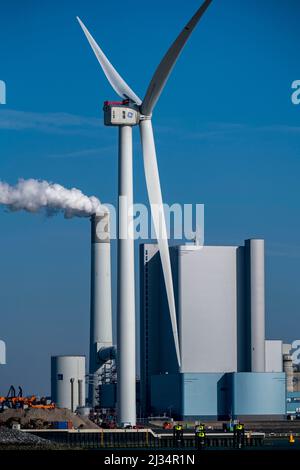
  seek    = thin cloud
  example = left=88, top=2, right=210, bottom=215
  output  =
left=0, top=109, right=103, bottom=135
left=49, top=145, right=115, bottom=159
left=1, top=109, right=300, bottom=143
left=157, top=121, right=300, bottom=142
left=186, top=123, right=300, bottom=141
left=259, top=124, right=300, bottom=135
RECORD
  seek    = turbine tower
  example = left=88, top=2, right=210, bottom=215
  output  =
left=78, top=0, right=212, bottom=426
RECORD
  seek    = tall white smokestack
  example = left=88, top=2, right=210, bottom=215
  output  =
left=246, top=238, right=265, bottom=372
left=89, top=211, right=113, bottom=406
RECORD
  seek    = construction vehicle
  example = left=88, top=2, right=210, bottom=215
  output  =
left=163, top=421, right=173, bottom=430
left=0, top=385, right=55, bottom=411
left=30, top=404, right=55, bottom=410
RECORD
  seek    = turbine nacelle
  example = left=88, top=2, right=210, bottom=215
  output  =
left=103, top=100, right=140, bottom=126
left=103, top=100, right=151, bottom=127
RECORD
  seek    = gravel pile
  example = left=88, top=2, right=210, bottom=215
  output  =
left=0, top=408, right=99, bottom=429
left=0, top=426, right=51, bottom=446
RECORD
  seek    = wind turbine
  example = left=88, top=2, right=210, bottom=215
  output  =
left=77, top=0, right=212, bottom=426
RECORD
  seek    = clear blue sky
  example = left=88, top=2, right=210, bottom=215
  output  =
left=0, top=0, right=299, bottom=395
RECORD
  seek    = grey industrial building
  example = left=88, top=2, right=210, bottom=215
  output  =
left=140, top=240, right=286, bottom=419
left=52, top=237, right=287, bottom=419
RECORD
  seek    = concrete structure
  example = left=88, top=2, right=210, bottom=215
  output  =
left=265, top=340, right=283, bottom=372
left=281, top=345, right=295, bottom=394
left=228, top=372, right=286, bottom=419
left=283, top=343, right=292, bottom=355
left=151, top=373, right=224, bottom=419
left=89, top=213, right=114, bottom=407
left=151, top=372, right=286, bottom=420
left=140, top=240, right=285, bottom=418
left=140, top=241, right=245, bottom=413
left=283, top=354, right=294, bottom=392
left=140, top=240, right=266, bottom=413
left=245, top=239, right=265, bottom=372
left=177, top=245, right=244, bottom=373
left=51, top=355, right=86, bottom=411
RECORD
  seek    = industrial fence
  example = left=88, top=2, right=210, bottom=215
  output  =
left=25, top=430, right=265, bottom=450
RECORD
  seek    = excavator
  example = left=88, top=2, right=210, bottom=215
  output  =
left=0, top=385, right=55, bottom=410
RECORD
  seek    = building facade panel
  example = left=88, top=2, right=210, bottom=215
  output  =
left=178, top=246, right=241, bottom=373
left=228, top=372, right=286, bottom=417
left=265, top=340, right=283, bottom=372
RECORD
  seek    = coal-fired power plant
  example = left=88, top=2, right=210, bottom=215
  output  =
left=89, top=212, right=115, bottom=407
left=3, top=2, right=293, bottom=436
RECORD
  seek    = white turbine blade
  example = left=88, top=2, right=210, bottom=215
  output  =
left=77, top=17, right=142, bottom=105
left=139, top=119, right=181, bottom=366
left=141, top=0, right=212, bottom=116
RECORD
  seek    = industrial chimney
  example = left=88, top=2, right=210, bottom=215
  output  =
left=89, top=211, right=115, bottom=406
left=245, top=238, right=266, bottom=372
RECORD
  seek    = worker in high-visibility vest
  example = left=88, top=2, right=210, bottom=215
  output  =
left=196, top=428, right=207, bottom=450
left=196, top=423, right=205, bottom=432
left=234, top=423, right=245, bottom=448
left=173, top=424, right=184, bottom=447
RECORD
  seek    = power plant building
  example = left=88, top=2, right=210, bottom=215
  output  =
left=140, top=240, right=286, bottom=419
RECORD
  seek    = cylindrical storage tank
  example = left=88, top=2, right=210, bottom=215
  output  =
left=51, top=356, right=86, bottom=411
left=89, top=212, right=113, bottom=407
left=283, top=354, right=294, bottom=392
left=246, top=239, right=265, bottom=372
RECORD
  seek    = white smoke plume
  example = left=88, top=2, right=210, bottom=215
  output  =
left=0, top=179, right=103, bottom=218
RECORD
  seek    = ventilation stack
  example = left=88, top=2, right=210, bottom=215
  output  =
left=246, top=239, right=266, bottom=372
left=283, top=354, right=294, bottom=392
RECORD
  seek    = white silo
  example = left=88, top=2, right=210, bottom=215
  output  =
left=51, top=355, right=86, bottom=411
